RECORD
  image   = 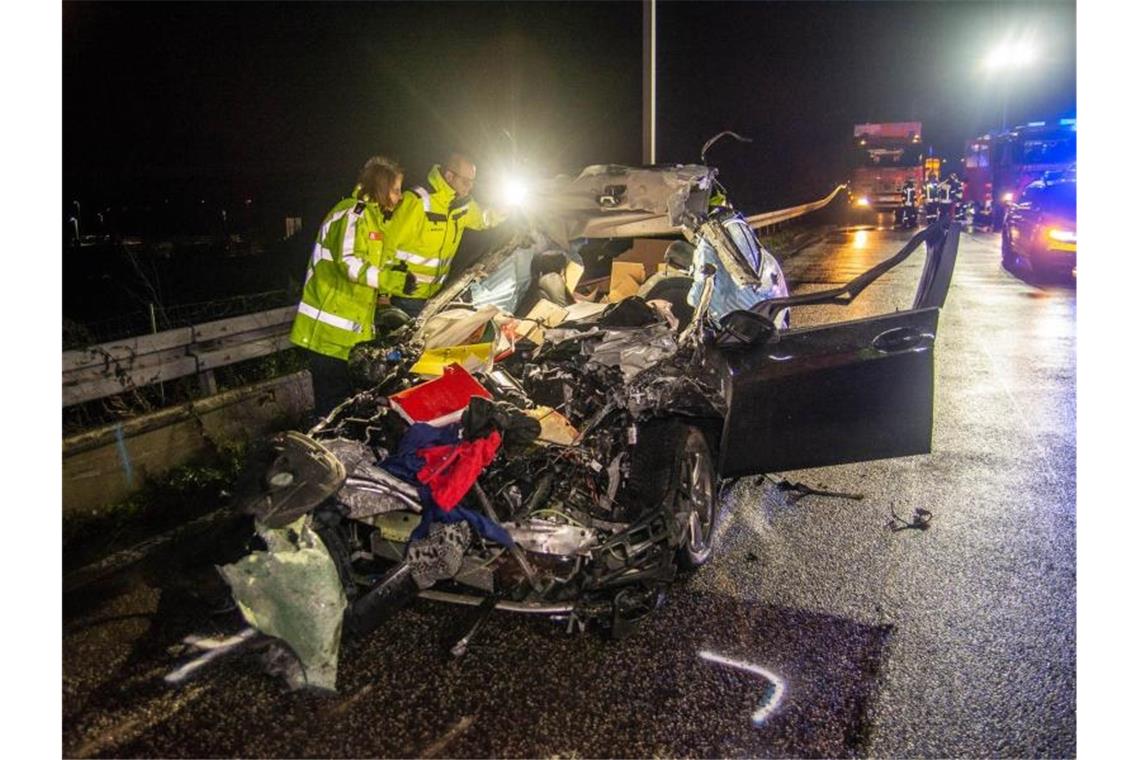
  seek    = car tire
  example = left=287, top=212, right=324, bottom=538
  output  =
left=675, top=426, right=719, bottom=568
left=626, top=419, right=720, bottom=569
left=1001, top=228, right=1015, bottom=270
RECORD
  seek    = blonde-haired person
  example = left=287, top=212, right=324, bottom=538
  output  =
left=290, top=156, right=405, bottom=416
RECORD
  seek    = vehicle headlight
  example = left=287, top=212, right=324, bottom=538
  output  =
left=1047, top=228, right=1076, bottom=243
left=1001, top=192, right=1015, bottom=203
left=855, top=196, right=870, bottom=207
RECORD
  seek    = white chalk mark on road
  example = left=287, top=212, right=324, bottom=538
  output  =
left=699, top=649, right=787, bottom=726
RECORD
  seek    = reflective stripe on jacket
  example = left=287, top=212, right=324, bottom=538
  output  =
left=378, top=164, right=506, bottom=300
left=289, top=190, right=395, bottom=360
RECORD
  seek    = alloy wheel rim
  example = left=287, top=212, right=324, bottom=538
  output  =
left=680, top=446, right=714, bottom=556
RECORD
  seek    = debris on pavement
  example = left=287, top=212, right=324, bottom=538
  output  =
left=760, top=474, right=866, bottom=503
left=886, top=507, right=933, bottom=532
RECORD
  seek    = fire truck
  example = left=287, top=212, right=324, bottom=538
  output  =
left=848, top=122, right=927, bottom=213
left=962, top=118, right=1076, bottom=229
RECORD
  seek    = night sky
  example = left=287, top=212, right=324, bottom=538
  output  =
left=64, top=0, right=1076, bottom=218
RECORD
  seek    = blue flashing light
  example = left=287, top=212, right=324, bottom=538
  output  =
left=1059, top=118, right=1076, bottom=125
left=1027, top=121, right=1046, bottom=127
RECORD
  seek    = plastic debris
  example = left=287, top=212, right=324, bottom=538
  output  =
left=389, top=364, right=492, bottom=426
left=218, top=515, right=348, bottom=691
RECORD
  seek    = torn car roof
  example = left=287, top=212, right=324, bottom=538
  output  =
left=528, top=164, right=714, bottom=248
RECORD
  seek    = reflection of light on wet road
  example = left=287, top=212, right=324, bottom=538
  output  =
left=1030, top=296, right=1075, bottom=342
left=699, top=650, right=787, bottom=726
left=835, top=228, right=881, bottom=276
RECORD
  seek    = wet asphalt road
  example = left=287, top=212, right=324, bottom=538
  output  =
left=62, top=223, right=1076, bottom=758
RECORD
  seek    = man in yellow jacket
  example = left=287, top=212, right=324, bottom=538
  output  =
left=378, top=152, right=508, bottom=316
left=290, top=156, right=405, bottom=416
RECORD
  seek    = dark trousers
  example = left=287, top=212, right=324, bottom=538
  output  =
left=308, top=351, right=354, bottom=418
left=389, top=296, right=427, bottom=318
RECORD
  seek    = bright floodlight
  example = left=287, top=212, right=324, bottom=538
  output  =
left=985, top=47, right=1009, bottom=70
left=502, top=177, right=528, bottom=207
left=985, top=41, right=1036, bottom=70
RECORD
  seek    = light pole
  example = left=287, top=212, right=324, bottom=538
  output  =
left=642, top=0, right=656, bottom=165
left=984, top=41, right=1036, bottom=131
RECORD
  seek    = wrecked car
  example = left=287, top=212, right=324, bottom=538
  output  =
left=168, top=163, right=960, bottom=691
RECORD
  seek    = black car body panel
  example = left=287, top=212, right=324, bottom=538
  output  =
left=717, top=219, right=958, bottom=475
left=716, top=307, right=938, bottom=476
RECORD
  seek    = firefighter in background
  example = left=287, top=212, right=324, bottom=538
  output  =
left=290, top=156, right=405, bottom=416
left=936, top=173, right=964, bottom=221
left=944, top=173, right=965, bottom=221
left=925, top=175, right=941, bottom=223
left=898, top=178, right=919, bottom=229
left=377, top=152, right=508, bottom=317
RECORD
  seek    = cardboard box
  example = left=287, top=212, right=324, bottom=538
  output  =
left=607, top=261, right=646, bottom=301
left=524, top=298, right=569, bottom=328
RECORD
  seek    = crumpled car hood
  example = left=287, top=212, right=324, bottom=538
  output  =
left=528, top=164, right=714, bottom=248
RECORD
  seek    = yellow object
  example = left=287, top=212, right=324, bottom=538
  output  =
left=924, top=157, right=941, bottom=182
left=608, top=261, right=647, bottom=301
left=525, top=406, right=579, bottom=445
left=565, top=260, right=584, bottom=293
left=410, top=343, right=494, bottom=376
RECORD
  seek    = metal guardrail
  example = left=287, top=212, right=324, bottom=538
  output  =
left=62, top=305, right=297, bottom=407
left=743, top=184, right=846, bottom=230
left=63, top=289, right=296, bottom=350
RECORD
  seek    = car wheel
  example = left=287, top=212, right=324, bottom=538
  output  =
left=675, top=426, right=718, bottom=568
left=624, top=419, right=721, bottom=569
left=1001, top=228, right=1015, bottom=270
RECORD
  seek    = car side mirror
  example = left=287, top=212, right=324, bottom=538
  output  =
left=714, top=310, right=778, bottom=349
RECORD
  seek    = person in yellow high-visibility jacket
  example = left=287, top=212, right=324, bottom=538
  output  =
left=290, top=156, right=405, bottom=416
left=377, top=152, right=508, bottom=316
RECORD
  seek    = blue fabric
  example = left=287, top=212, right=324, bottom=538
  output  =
left=380, top=422, right=515, bottom=547
left=381, top=422, right=461, bottom=482
left=410, top=503, right=515, bottom=548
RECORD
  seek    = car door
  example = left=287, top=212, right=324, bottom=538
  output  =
left=714, top=223, right=959, bottom=477
left=1007, top=184, right=1041, bottom=254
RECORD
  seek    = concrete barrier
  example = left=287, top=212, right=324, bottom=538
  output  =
left=62, top=370, right=313, bottom=514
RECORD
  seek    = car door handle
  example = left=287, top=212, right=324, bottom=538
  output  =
left=872, top=326, right=929, bottom=353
